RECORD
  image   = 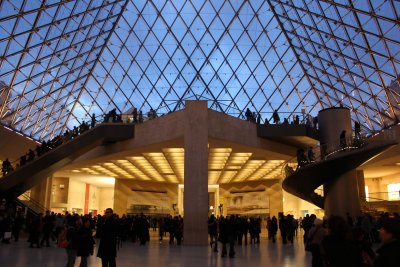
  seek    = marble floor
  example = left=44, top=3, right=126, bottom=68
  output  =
left=0, top=232, right=311, bottom=267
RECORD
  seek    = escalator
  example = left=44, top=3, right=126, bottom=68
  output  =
left=282, top=139, right=397, bottom=209
left=0, top=123, right=134, bottom=197
left=15, top=192, right=48, bottom=216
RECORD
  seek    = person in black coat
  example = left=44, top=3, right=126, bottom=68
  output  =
left=208, top=215, right=218, bottom=251
left=12, top=211, right=24, bottom=242
left=28, top=213, right=42, bottom=248
left=373, top=217, right=400, bottom=267
left=137, top=213, right=150, bottom=245
left=77, top=218, right=94, bottom=267
left=219, top=215, right=236, bottom=258
left=268, top=216, right=278, bottom=243
left=40, top=210, right=54, bottom=247
left=97, top=208, right=118, bottom=267
left=321, top=216, right=364, bottom=267
left=279, top=214, right=288, bottom=244
left=174, top=216, right=183, bottom=245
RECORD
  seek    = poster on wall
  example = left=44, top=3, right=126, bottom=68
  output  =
left=225, top=193, right=269, bottom=216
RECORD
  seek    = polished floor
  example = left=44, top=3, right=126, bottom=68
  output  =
left=0, top=231, right=311, bottom=267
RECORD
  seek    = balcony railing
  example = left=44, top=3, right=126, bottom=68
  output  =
left=281, top=127, right=397, bottom=179
left=366, top=191, right=400, bottom=202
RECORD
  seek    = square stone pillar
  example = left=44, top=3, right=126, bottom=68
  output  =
left=357, top=170, right=366, bottom=201
left=183, top=101, right=209, bottom=245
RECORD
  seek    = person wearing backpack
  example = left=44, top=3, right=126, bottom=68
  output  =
left=64, top=217, right=79, bottom=267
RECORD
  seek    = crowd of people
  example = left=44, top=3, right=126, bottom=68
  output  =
left=0, top=206, right=399, bottom=266
left=301, top=212, right=400, bottom=267
left=207, top=211, right=400, bottom=266
left=208, top=215, right=263, bottom=257
left=244, top=108, right=318, bottom=128
left=1, top=106, right=161, bottom=177
left=0, top=207, right=184, bottom=267
left=282, top=121, right=366, bottom=177
left=1, top=106, right=350, bottom=178
left=1, top=115, right=97, bottom=177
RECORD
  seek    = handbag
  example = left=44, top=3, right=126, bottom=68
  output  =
left=57, top=228, right=69, bottom=248
left=3, top=231, right=12, bottom=239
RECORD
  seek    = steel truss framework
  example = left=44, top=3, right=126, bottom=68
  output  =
left=0, top=0, right=399, bottom=141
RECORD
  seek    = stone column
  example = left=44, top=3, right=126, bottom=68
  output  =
left=269, top=180, right=284, bottom=217
left=30, top=177, right=52, bottom=212
left=113, top=179, right=128, bottom=216
left=318, top=107, right=360, bottom=217
left=357, top=170, right=366, bottom=201
left=183, top=101, right=209, bottom=245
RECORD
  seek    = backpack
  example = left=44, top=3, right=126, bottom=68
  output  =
left=57, top=228, right=69, bottom=248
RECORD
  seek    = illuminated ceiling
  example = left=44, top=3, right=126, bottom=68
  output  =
left=0, top=0, right=399, bottom=141
left=66, top=147, right=285, bottom=184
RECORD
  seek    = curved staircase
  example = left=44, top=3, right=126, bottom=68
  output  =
left=282, top=138, right=397, bottom=209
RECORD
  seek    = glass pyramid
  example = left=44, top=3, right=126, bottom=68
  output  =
left=0, top=0, right=399, bottom=141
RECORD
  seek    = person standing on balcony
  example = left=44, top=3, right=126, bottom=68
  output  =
left=354, top=121, right=361, bottom=139
left=272, top=110, right=280, bottom=124
left=91, top=113, right=96, bottom=128
left=245, top=108, right=252, bottom=121
left=138, top=110, right=143, bottom=123
left=132, top=108, right=138, bottom=123
left=340, top=130, right=347, bottom=149
left=294, top=115, right=300, bottom=125
left=1, top=158, right=11, bottom=176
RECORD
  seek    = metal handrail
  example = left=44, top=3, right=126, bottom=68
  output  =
left=16, top=192, right=48, bottom=215
left=366, top=192, right=400, bottom=202
left=1, top=111, right=162, bottom=177
left=281, top=127, right=397, bottom=179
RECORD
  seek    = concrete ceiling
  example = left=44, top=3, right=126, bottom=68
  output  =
left=358, top=126, right=400, bottom=179
left=60, top=139, right=288, bottom=184
left=75, top=176, right=115, bottom=188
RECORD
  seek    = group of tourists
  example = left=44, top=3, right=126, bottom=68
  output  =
left=208, top=215, right=263, bottom=257
left=1, top=206, right=399, bottom=266
left=0, top=207, right=187, bottom=266
left=1, top=115, right=97, bottom=176
left=1, top=106, right=161, bottom=176
left=302, top=212, right=400, bottom=267
left=244, top=108, right=262, bottom=124
left=105, top=107, right=158, bottom=124
left=244, top=108, right=318, bottom=128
